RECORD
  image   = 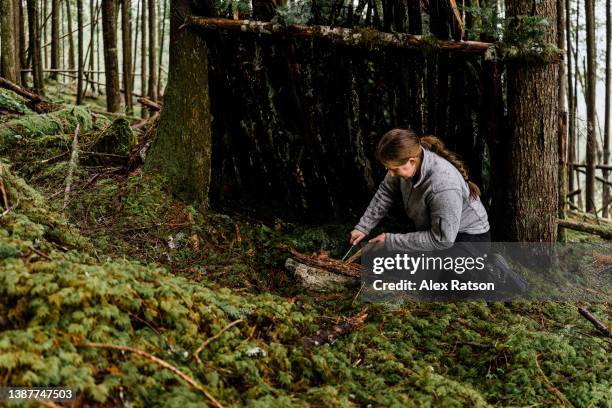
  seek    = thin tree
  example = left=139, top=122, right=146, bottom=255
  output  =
left=132, top=0, right=140, bottom=94
left=43, top=0, right=48, bottom=70
left=18, top=0, right=27, bottom=84
left=157, top=0, right=167, bottom=98
left=66, top=0, right=76, bottom=70
left=1, top=0, right=18, bottom=83
left=585, top=0, right=597, bottom=212
left=101, top=0, right=121, bottom=112
left=27, top=0, right=45, bottom=93
left=147, top=0, right=157, bottom=102
left=88, top=0, right=96, bottom=92
left=557, top=0, right=568, bottom=239
left=121, top=0, right=133, bottom=113
left=604, top=0, right=611, bottom=217
left=12, top=0, right=21, bottom=84
left=506, top=0, right=559, bottom=241
left=566, top=0, right=575, bottom=203
left=140, top=0, right=147, bottom=117
left=76, top=0, right=84, bottom=104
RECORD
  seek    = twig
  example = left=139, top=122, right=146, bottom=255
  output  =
left=578, top=307, right=612, bottom=337
left=194, top=319, right=244, bottom=365
left=301, top=307, right=368, bottom=350
left=0, top=163, right=9, bottom=211
left=76, top=342, right=225, bottom=408
left=27, top=245, right=52, bottom=260
left=534, top=353, right=573, bottom=407
left=0, top=192, right=19, bottom=218
left=62, top=124, right=80, bottom=210
left=345, top=247, right=362, bottom=264
left=40, top=150, right=69, bottom=164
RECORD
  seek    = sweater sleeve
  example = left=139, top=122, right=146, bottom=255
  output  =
left=385, top=188, right=463, bottom=251
left=354, top=172, right=400, bottom=235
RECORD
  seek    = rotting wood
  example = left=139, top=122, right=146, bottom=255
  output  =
left=277, top=244, right=361, bottom=277
left=0, top=75, right=60, bottom=112
left=301, top=307, right=368, bottom=350
left=138, top=96, right=161, bottom=111
left=557, top=218, right=612, bottom=239
left=285, top=258, right=357, bottom=291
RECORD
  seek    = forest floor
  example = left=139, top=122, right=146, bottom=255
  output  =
left=0, top=86, right=610, bottom=407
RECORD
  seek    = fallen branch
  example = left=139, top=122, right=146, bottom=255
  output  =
left=276, top=244, right=361, bottom=277
left=0, top=75, right=60, bottom=113
left=578, top=307, right=612, bottom=337
left=138, top=96, right=161, bottom=111
left=76, top=342, right=225, bottom=408
left=62, top=124, right=80, bottom=210
left=194, top=319, right=244, bottom=365
left=556, top=219, right=612, bottom=240
left=301, top=307, right=368, bottom=350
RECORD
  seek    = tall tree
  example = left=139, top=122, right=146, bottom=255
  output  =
left=101, top=0, right=120, bottom=112
left=88, top=0, right=96, bottom=92
left=585, top=0, right=597, bottom=212
left=18, top=0, right=27, bottom=84
left=604, top=0, right=611, bottom=217
left=1, top=0, right=18, bottom=83
left=121, top=0, right=133, bottom=113
left=12, top=0, right=21, bottom=84
left=145, top=0, right=216, bottom=204
left=566, top=0, right=575, bottom=204
left=27, top=0, right=45, bottom=93
left=76, top=0, right=84, bottom=104
left=140, top=0, right=147, bottom=117
left=157, top=0, right=167, bottom=98
left=49, top=0, right=60, bottom=79
left=147, top=0, right=157, bottom=101
left=557, top=0, right=567, bottom=239
left=505, top=0, right=559, bottom=241
left=66, top=0, right=76, bottom=70
left=132, top=0, right=140, bottom=93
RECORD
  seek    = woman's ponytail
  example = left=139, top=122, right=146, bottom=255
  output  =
left=419, top=135, right=481, bottom=200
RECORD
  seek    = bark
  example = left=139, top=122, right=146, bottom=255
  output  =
left=585, top=0, right=597, bottom=212
left=50, top=0, right=59, bottom=79
left=147, top=0, right=157, bottom=101
left=43, top=0, right=48, bottom=68
left=132, top=0, right=140, bottom=94
left=603, top=0, right=611, bottom=218
left=121, top=0, right=133, bottom=114
left=156, top=0, right=166, bottom=98
left=140, top=0, right=147, bottom=117
left=88, top=0, right=96, bottom=92
left=76, top=0, right=83, bottom=104
left=566, top=0, right=575, bottom=204
left=557, top=219, right=612, bottom=240
left=101, top=0, right=121, bottom=112
left=1, top=0, right=18, bottom=83
left=66, top=0, right=76, bottom=70
left=506, top=0, right=559, bottom=241
left=27, top=0, right=45, bottom=94
left=144, top=0, right=216, bottom=205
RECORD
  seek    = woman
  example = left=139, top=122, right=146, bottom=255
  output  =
left=350, top=128, right=490, bottom=251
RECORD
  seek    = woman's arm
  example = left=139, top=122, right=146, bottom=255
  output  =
left=354, top=172, right=400, bottom=235
left=384, top=188, right=463, bottom=251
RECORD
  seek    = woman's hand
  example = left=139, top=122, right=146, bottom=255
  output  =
left=349, top=229, right=366, bottom=245
left=368, top=233, right=385, bottom=244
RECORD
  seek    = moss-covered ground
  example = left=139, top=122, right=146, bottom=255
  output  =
left=0, top=90, right=610, bottom=407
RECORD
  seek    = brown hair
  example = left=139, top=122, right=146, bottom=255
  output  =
left=375, top=128, right=481, bottom=199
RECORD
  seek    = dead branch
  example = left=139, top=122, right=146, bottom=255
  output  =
left=0, top=163, right=10, bottom=211
left=301, top=307, right=368, bottom=350
left=194, top=319, right=244, bottom=365
left=276, top=244, right=362, bottom=277
left=62, top=124, right=80, bottom=210
left=578, top=307, right=612, bottom=337
left=138, top=96, right=161, bottom=111
left=0, top=75, right=61, bottom=113
left=76, top=342, right=225, bottom=408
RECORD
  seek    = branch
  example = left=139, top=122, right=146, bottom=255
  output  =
left=301, top=307, right=368, bottom=350
left=62, top=124, right=80, bottom=210
left=578, top=307, right=612, bottom=337
left=557, top=219, right=612, bottom=239
left=194, top=319, right=244, bottom=365
left=0, top=76, right=60, bottom=113
left=76, top=342, right=225, bottom=408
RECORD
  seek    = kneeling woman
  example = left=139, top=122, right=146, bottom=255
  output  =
left=350, top=128, right=490, bottom=250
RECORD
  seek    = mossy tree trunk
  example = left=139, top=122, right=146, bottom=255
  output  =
left=144, top=0, right=216, bottom=205
left=27, top=0, right=44, bottom=94
left=101, top=0, right=121, bottom=112
left=506, top=0, right=559, bottom=241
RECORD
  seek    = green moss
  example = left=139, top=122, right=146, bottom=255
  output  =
left=91, top=118, right=137, bottom=155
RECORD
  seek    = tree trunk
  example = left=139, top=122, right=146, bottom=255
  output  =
left=27, top=0, right=45, bottom=94
left=101, top=0, right=120, bottom=112
left=43, top=0, right=48, bottom=70
left=585, top=0, right=597, bottom=212
left=147, top=0, right=157, bottom=102
left=557, top=0, right=567, bottom=240
left=140, top=0, right=147, bottom=117
left=132, top=0, right=140, bottom=94
left=66, top=0, right=75, bottom=70
left=603, top=0, right=611, bottom=218
left=76, top=0, right=84, bottom=104
left=144, top=0, right=216, bottom=205
left=156, top=0, right=166, bottom=99
left=50, top=0, right=59, bottom=79
left=121, top=0, right=133, bottom=114
left=18, top=0, right=27, bottom=85
left=566, top=0, right=575, bottom=204
left=1, top=0, right=18, bottom=83
left=506, top=0, right=559, bottom=242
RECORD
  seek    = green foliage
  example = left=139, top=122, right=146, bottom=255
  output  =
left=272, top=1, right=313, bottom=26
left=462, top=3, right=503, bottom=40
left=0, top=90, right=30, bottom=114
left=91, top=117, right=137, bottom=156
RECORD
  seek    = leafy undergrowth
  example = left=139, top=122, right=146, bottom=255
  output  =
left=0, top=102, right=611, bottom=407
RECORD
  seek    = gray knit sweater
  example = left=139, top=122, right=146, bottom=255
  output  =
left=355, top=148, right=490, bottom=251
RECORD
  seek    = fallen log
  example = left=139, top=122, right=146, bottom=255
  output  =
left=557, top=219, right=612, bottom=239
left=0, top=75, right=60, bottom=113
left=285, top=258, right=357, bottom=291
left=578, top=307, right=611, bottom=337
left=301, top=307, right=368, bottom=350
left=138, top=96, right=161, bottom=111
left=277, top=244, right=362, bottom=277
